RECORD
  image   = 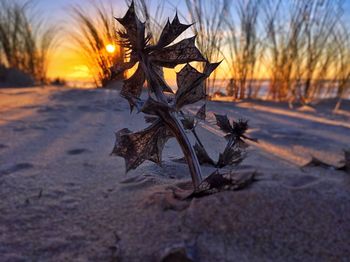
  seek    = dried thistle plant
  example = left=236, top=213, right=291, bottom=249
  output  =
left=111, top=1, right=256, bottom=196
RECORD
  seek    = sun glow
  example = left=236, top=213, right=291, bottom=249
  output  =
left=106, top=44, right=116, bottom=54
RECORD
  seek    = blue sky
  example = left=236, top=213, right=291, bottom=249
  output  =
left=35, top=0, right=350, bottom=33
left=37, top=0, right=188, bottom=22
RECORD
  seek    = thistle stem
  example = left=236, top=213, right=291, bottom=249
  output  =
left=140, top=57, right=203, bottom=189
left=179, top=110, right=205, bottom=148
left=192, top=129, right=204, bottom=148
left=160, top=111, right=203, bottom=188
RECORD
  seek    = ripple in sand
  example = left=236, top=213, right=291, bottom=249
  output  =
left=0, top=163, right=33, bottom=175
left=12, top=124, right=47, bottom=132
left=0, top=143, right=8, bottom=149
left=37, top=104, right=67, bottom=113
left=66, top=148, right=90, bottom=155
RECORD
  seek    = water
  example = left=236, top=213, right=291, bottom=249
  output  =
left=67, top=79, right=350, bottom=100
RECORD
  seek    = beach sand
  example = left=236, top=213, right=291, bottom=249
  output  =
left=0, top=87, right=349, bottom=261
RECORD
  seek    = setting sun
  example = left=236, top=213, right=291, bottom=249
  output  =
left=106, top=44, right=116, bottom=54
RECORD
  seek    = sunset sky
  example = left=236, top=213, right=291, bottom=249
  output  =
left=37, top=0, right=350, bottom=84
left=39, top=0, right=189, bottom=83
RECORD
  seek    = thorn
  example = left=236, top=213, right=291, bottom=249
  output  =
left=174, top=11, right=179, bottom=22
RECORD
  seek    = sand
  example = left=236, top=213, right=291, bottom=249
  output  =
left=0, top=86, right=349, bottom=261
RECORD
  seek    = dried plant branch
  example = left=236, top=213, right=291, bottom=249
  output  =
left=111, top=1, right=256, bottom=195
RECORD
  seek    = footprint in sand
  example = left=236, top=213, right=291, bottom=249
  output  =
left=44, top=117, right=68, bottom=123
left=64, top=182, right=82, bottom=192
left=12, top=127, right=26, bottom=132
left=0, top=144, right=8, bottom=150
left=0, top=163, right=33, bottom=175
left=66, top=148, right=90, bottom=155
left=37, top=105, right=66, bottom=113
left=12, top=125, right=47, bottom=132
left=31, top=125, right=47, bottom=131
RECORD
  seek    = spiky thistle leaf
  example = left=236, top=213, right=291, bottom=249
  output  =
left=110, top=59, right=137, bottom=79
left=150, top=36, right=206, bottom=68
left=194, top=143, right=216, bottom=166
left=214, top=114, right=233, bottom=134
left=120, top=64, right=145, bottom=111
left=195, top=104, right=206, bottom=120
left=216, top=145, right=245, bottom=168
left=115, top=1, right=145, bottom=49
left=175, top=63, right=220, bottom=109
left=156, top=13, right=192, bottom=48
left=111, top=121, right=172, bottom=172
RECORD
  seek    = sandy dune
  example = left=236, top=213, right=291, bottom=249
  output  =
left=0, top=87, right=349, bottom=261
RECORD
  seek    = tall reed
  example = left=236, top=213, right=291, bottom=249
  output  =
left=225, top=0, right=262, bottom=99
left=0, top=0, right=58, bottom=84
left=333, top=22, right=350, bottom=110
left=185, top=0, right=230, bottom=96
left=70, top=1, right=124, bottom=87
left=132, top=0, right=166, bottom=44
left=261, top=0, right=348, bottom=104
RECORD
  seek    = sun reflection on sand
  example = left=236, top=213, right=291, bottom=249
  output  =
left=236, top=102, right=350, bottom=129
